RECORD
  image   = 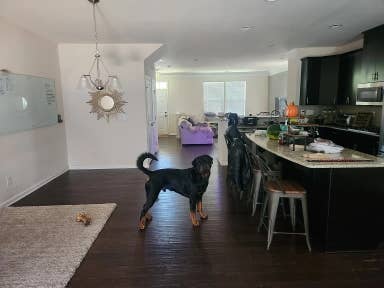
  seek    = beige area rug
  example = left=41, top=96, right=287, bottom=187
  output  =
left=0, top=203, right=116, bottom=288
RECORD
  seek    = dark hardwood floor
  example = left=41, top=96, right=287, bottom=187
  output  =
left=14, top=136, right=384, bottom=287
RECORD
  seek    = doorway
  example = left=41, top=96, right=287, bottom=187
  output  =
left=156, top=81, right=169, bottom=136
left=145, top=76, right=158, bottom=155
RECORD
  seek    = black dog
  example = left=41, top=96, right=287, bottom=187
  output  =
left=136, top=152, right=213, bottom=230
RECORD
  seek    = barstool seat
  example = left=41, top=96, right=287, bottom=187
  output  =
left=255, top=155, right=312, bottom=252
left=265, top=180, right=306, bottom=194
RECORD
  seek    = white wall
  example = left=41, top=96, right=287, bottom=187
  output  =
left=287, top=39, right=364, bottom=104
left=269, top=71, right=288, bottom=112
left=157, top=72, right=269, bottom=134
left=0, top=18, right=68, bottom=206
left=58, top=43, right=161, bottom=169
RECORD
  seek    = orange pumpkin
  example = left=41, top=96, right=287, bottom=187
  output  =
left=285, top=102, right=299, bottom=118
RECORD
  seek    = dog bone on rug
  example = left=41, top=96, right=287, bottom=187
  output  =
left=76, top=212, right=92, bottom=226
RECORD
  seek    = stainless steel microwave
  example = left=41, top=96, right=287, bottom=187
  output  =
left=356, top=82, right=384, bottom=105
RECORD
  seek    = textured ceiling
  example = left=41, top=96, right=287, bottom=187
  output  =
left=1, top=0, right=383, bottom=73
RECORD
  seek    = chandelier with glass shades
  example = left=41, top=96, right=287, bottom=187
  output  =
left=79, top=0, right=122, bottom=92
left=80, top=0, right=126, bottom=122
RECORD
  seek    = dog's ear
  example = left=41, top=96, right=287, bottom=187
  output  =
left=202, top=155, right=213, bottom=165
left=192, top=157, right=199, bottom=167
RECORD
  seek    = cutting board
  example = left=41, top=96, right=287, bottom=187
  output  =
left=303, top=153, right=373, bottom=162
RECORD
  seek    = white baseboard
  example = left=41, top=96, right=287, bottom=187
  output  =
left=0, top=168, right=69, bottom=207
left=69, top=165, right=136, bottom=170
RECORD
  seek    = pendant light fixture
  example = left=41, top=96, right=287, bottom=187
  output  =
left=81, top=0, right=127, bottom=122
left=79, top=0, right=122, bottom=92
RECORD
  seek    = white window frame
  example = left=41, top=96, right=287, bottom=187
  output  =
left=203, top=81, right=246, bottom=115
left=156, top=81, right=168, bottom=90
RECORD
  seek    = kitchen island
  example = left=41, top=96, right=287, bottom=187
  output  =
left=247, top=133, right=384, bottom=251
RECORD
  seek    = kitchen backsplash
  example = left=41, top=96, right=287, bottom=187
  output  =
left=336, top=105, right=382, bottom=128
left=299, top=105, right=382, bottom=128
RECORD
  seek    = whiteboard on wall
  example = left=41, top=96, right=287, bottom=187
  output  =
left=0, top=72, right=58, bottom=136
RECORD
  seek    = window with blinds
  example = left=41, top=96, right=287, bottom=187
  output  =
left=203, top=81, right=246, bottom=115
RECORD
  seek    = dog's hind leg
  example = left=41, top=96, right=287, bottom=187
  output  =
left=139, top=183, right=160, bottom=230
left=145, top=212, right=152, bottom=222
left=143, top=182, right=153, bottom=222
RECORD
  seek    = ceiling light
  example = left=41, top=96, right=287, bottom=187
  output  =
left=265, top=0, right=279, bottom=2
left=241, top=26, right=252, bottom=31
left=79, top=0, right=122, bottom=92
left=329, top=24, right=344, bottom=30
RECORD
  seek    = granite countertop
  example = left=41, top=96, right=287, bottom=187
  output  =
left=246, top=134, right=384, bottom=169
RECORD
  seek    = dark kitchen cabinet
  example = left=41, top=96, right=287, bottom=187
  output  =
left=300, top=55, right=340, bottom=105
left=318, top=127, right=346, bottom=146
left=319, top=56, right=340, bottom=105
left=337, top=49, right=362, bottom=105
left=318, top=127, right=379, bottom=155
left=300, top=58, right=321, bottom=105
left=362, top=25, right=384, bottom=82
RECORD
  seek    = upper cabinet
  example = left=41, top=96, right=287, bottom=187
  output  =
left=300, top=55, right=340, bottom=105
left=362, top=25, right=384, bottom=83
left=300, top=57, right=321, bottom=105
left=337, top=49, right=362, bottom=105
left=319, top=56, right=340, bottom=105
left=300, top=24, right=384, bottom=106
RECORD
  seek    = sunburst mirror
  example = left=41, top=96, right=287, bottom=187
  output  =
left=87, top=90, right=127, bottom=122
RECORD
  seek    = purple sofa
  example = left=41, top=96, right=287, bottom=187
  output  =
left=179, top=120, right=214, bottom=145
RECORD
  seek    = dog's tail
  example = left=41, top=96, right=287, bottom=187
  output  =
left=136, top=152, right=158, bottom=175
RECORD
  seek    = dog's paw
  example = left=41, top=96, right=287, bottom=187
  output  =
left=138, top=223, right=146, bottom=231
left=138, top=218, right=147, bottom=231
left=192, top=220, right=200, bottom=227
left=145, top=213, right=153, bottom=222
left=199, top=213, right=208, bottom=220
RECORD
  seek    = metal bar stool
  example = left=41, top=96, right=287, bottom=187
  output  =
left=250, top=152, right=286, bottom=218
left=256, top=155, right=311, bottom=252
left=247, top=151, right=262, bottom=216
left=251, top=167, right=262, bottom=216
